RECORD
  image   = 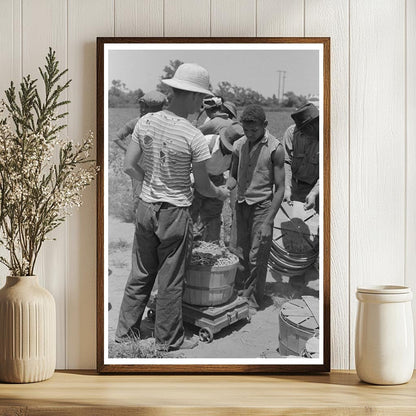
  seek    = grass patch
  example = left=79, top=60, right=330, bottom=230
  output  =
left=110, top=259, right=129, bottom=269
left=109, top=238, right=130, bottom=253
left=108, top=168, right=136, bottom=223
left=108, top=333, right=167, bottom=359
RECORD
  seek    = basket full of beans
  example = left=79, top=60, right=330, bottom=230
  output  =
left=183, top=241, right=240, bottom=306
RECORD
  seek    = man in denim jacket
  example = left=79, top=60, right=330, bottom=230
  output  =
left=283, top=103, right=319, bottom=211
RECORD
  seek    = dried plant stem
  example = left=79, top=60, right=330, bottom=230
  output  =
left=0, top=48, right=96, bottom=276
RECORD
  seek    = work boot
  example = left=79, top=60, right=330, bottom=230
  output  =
left=169, top=336, right=199, bottom=351
left=176, top=337, right=199, bottom=350
left=156, top=336, right=199, bottom=352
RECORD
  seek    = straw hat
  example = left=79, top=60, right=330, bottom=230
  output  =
left=219, top=122, right=244, bottom=152
left=291, top=103, right=319, bottom=129
left=161, top=63, right=213, bottom=96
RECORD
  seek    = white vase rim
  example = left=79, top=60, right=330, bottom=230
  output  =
left=357, top=285, right=411, bottom=294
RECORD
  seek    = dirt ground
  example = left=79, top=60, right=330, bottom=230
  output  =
left=107, top=216, right=319, bottom=359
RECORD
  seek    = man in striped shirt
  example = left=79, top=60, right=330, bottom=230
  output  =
left=115, top=63, right=229, bottom=351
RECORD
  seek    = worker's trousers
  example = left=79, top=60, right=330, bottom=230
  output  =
left=234, top=199, right=273, bottom=310
left=115, top=200, right=192, bottom=350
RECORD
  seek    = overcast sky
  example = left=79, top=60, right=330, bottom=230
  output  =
left=108, top=48, right=319, bottom=98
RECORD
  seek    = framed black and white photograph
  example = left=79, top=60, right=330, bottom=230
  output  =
left=97, top=37, right=330, bottom=373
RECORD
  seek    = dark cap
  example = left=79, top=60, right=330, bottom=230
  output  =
left=291, top=103, right=319, bottom=129
left=219, top=122, right=244, bottom=152
left=240, top=104, right=266, bottom=123
left=138, top=90, right=167, bottom=107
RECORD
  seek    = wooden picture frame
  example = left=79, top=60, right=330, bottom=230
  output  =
left=97, top=37, right=330, bottom=373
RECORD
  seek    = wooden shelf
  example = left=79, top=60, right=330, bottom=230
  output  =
left=0, top=370, right=415, bottom=415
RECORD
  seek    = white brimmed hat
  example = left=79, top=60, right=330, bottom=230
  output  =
left=161, top=63, right=213, bottom=96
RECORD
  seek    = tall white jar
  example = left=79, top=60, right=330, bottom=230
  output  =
left=355, top=285, right=414, bottom=385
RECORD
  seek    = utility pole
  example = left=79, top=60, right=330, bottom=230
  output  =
left=277, top=70, right=287, bottom=104
left=282, top=70, right=286, bottom=102
left=277, top=70, right=281, bottom=104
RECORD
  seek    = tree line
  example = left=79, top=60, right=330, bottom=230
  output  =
left=109, top=60, right=309, bottom=109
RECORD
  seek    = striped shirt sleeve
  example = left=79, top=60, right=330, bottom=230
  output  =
left=190, top=131, right=211, bottom=163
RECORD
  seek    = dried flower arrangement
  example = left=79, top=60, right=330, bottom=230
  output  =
left=0, top=49, right=97, bottom=276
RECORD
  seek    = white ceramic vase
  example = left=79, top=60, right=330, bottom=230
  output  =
left=355, top=285, right=414, bottom=385
left=0, top=276, right=56, bottom=383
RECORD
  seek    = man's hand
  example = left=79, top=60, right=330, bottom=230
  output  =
left=226, top=176, right=237, bottom=190
left=283, top=188, right=292, bottom=204
left=258, top=223, right=273, bottom=242
left=134, top=180, right=143, bottom=198
left=304, top=191, right=318, bottom=210
left=216, top=185, right=230, bottom=201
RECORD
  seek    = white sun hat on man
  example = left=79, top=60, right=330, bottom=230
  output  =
left=162, top=63, right=214, bottom=96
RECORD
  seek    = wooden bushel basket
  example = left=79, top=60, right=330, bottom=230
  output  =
left=278, top=296, right=319, bottom=356
left=183, top=260, right=239, bottom=307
